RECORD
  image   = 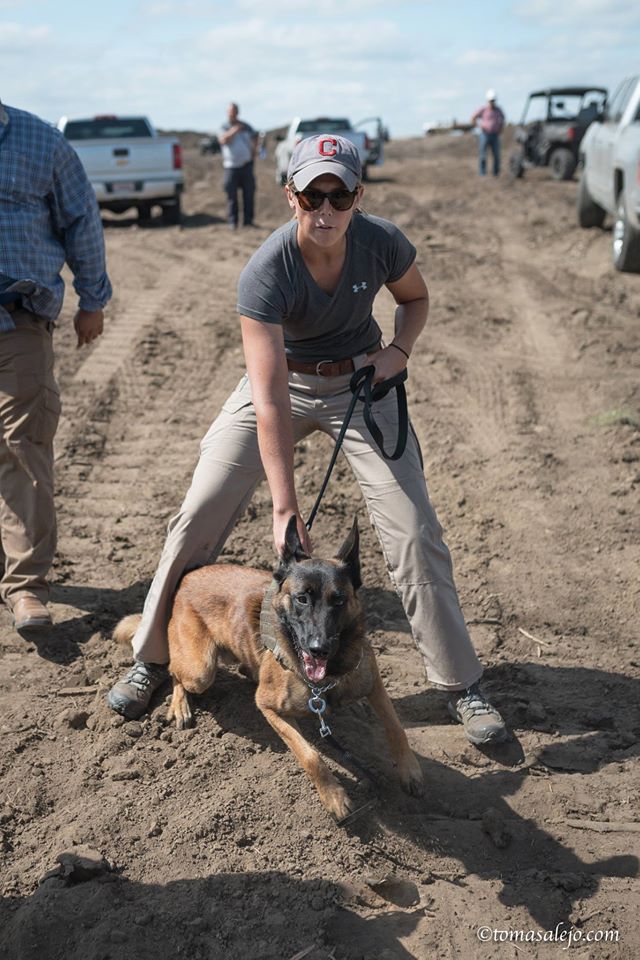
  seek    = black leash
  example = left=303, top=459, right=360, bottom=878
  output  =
left=307, top=683, right=380, bottom=827
left=306, top=365, right=409, bottom=532
left=303, top=364, right=410, bottom=822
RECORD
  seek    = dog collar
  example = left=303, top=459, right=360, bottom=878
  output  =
left=259, top=578, right=289, bottom=667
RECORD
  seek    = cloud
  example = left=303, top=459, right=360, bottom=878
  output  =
left=193, top=16, right=408, bottom=64
left=456, top=49, right=511, bottom=66
left=427, top=87, right=467, bottom=104
left=0, top=21, right=51, bottom=50
left=235, top=0, right=394, bottom=11
left=4, top=0, right=640, bottom=138
left=5, top=11, right=406, bottom=133
left=545, top=27, right=629, bottom=50
left=513, top=0, right=640, bottom=27
left=140, top=0, right=398, bottom=17
left=159, top=15, right=412, bottom=128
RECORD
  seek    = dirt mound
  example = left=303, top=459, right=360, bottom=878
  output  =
left=1, top=137, right=639, bottom=959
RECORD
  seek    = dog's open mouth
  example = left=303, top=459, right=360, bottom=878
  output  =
left=302, top=653, right=328, bottom=683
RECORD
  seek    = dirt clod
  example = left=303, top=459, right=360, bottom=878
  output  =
left=482, top=807, right=512, bottom=849
left=40, top=847, right=112, bottom=885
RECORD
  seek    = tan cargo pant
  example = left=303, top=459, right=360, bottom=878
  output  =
left=0, top=311, right=61, bottom=605
left=132, top=364, right=483, bottom=690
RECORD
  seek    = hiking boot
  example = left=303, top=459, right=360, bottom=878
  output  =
left=12, top=595, right=52, bottom=631
left=107, top=661, right=169, bottom=720
left=448, top=683, right=508, bottom=745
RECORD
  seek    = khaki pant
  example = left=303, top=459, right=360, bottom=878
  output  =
left=133, top=364, right=482, bottom=691
left=0, top=311, right=61, bottom=604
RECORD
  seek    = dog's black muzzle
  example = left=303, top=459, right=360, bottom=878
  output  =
left=307, top=636, right=334, bottom=659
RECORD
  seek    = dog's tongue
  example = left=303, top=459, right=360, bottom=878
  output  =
left=303, top=653, right=327, bottom=682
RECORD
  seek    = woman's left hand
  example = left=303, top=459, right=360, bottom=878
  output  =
left=364, top=344, right=408, bottom=385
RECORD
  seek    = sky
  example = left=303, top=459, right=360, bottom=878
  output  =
left=1, top=0, right=639, bottom=137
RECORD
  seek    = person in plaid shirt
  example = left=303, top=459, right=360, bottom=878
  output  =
left=0, top=99, right=112, bottom=632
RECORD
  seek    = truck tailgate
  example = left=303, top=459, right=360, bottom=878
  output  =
left=72, top=139, right=176, bottom=179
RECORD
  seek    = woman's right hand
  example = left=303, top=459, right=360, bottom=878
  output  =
left=365, top=343, right=408, bottom=385
left=273, top=510, right=313, bottom=558
left=239, top=317, right=312, bottom=560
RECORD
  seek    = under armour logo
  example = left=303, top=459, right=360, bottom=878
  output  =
left=352, top=282, right=367, bottom=293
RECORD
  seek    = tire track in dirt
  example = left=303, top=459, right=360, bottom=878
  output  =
left=415, top=214, right=605, bottom=460
left=72, top=264, right=185, bottom=388
left=418, top=196, right=638, bottom=654
left=54, top=231, right=248, bottom=587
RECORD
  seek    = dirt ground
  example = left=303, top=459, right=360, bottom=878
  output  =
left=1, top=133, right=639, bottom=960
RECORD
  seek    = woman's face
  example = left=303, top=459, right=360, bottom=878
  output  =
left=286, top=174, right=363, bottom=251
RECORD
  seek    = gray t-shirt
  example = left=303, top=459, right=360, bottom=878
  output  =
left=236, top=213, right=416, bottom=362
left=220, top=121, right=255, bottom=169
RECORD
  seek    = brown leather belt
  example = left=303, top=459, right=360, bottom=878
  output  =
left=287, top=356, right=355, bottom=377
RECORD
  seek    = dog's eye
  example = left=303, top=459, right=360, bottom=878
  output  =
left=294, top=593, right=309, bottom=605
left=332, top=594, right=346, bottom=606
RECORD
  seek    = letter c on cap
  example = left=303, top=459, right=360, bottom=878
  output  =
left=318, top=137, right=337, bottom=157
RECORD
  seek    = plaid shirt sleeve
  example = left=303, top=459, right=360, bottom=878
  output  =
left=49, top=137, right=112, bottom=311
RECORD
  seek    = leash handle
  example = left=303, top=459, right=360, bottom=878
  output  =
left=349, top=363, right=407, bottom=400
left=350, top=366, right=409, bottom=461
left=306, top=365, right=409, bottom=531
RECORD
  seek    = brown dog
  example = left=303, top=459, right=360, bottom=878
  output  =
left=115, top=517, right=423, bottom=820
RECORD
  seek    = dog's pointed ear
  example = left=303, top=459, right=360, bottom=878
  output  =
left=274, top=515, right=309, bottom=582
left=335, top=518, right=361, bottom=591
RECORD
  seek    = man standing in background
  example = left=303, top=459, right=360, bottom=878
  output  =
left=0, top=98, right=111, bottom=632
left=219, top=102, right=258, bottom=229
left=471, top=89, right=505, bottom=177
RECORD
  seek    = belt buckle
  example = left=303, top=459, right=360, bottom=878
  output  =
left=315, top=359, right=333, bottom=376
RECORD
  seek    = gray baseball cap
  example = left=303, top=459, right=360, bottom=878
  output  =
left=287, top=134, right=362, bottom=191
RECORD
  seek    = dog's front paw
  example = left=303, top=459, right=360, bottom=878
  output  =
left=319, top=781, right=354, bottom=822
left=167, top=684, right=193, bottom=730
left=174, top=711, right=193, bottom=731
left=167, top=700, right=193, bottom=730
left=398, top=753, right=424, bottom=797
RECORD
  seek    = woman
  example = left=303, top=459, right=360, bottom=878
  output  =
left=108, top=135, right=507, bottom=746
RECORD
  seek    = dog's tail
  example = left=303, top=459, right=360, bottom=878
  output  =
left=113, top=614, right=142, bottom=647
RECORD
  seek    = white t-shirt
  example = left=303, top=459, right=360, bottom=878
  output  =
left=219, top=121, right=255, bottom=169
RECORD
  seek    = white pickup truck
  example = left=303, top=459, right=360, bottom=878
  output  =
left=275, top=116, right=384, bottom=185
left=577, top=75, right=640, bottom=272
left=57, top=115, right=184, bottom=224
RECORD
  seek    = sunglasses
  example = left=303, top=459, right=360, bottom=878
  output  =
left=293, top=187, right=358, bottom=212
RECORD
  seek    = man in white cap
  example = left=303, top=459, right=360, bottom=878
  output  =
left=471, top=89, right=505, bottom=176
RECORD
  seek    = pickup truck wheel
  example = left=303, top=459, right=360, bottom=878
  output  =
left=577, top=174, right=606, bottom=228
left=613, top=197, right=640, bottom=273
left=162, top=197, right=182, bottom=226
left=138, top=202, right=153, bottom=225
left=549, top=147, right=576, bottom=181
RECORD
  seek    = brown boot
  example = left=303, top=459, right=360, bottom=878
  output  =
left=11, top=595, right=52, bottom=630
